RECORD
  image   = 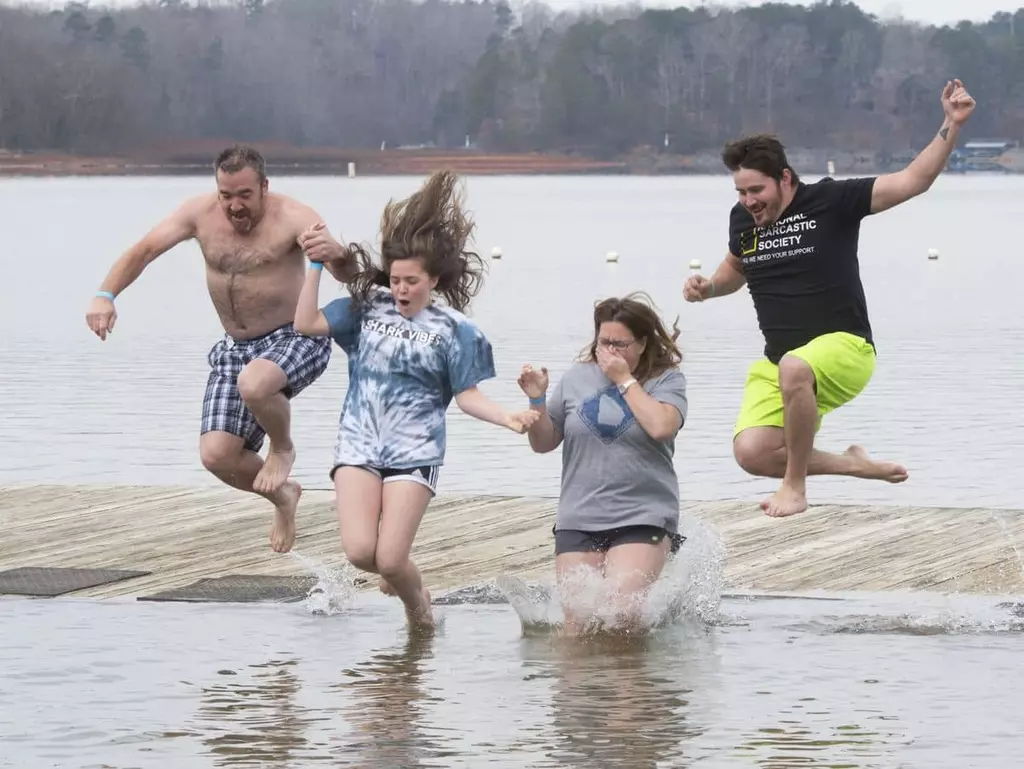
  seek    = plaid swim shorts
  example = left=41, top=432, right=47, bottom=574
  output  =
left=201, top=323, right=331, bottom=452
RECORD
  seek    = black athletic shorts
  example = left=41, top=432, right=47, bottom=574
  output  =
left=553, top=524, right=685, bottom=556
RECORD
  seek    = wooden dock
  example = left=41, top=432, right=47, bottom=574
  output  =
left=1, top=485, right=1023, bottom=599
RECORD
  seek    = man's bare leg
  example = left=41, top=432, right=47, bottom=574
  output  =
left=763, top=356, right=819, bottom=517
left=735, top=425, right=909, bottom=518
left=237, top=360, right=296, bottom=494
left=200, top=431, right=301, bottom=552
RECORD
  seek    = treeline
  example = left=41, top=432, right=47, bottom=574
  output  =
left=0, top=0, right=1022, bottom=156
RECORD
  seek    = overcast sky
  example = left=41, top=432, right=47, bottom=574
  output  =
left=11, top=0, right=1022, bottom=26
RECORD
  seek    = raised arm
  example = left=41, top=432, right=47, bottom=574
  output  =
left=517, top=364, right=563, bottom=453
left=297, top=218, right=360, bottom=284
left=293, top=262, right=331, bottom=337
left=683, top=251, right=746, bottom=302
left=870, top=79, right=976, bottom=215
left=86, top=196, right=202, bottom=339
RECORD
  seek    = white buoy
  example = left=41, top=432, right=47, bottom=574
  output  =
left=689, top=258, right=702, bottom=270
left=605, top=250, right=619, bottom=263
left=347, top=162, right=356, bottom=178
left=827, top=159, right=836, bottom=176
left=490, top=246, right=502, bottom=260
left=927, top=248, right=939, bottom=260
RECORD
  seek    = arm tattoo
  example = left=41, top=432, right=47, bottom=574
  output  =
left=939, top=126, right=950, bottom=141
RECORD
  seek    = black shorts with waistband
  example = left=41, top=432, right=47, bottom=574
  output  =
left=553, top=525, right=686, bottom=556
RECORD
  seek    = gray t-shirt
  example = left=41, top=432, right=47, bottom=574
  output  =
left=546, top=362, right=688, bottom=534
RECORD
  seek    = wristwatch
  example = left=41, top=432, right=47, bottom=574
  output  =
left=618, top=377, right=637, bottom=394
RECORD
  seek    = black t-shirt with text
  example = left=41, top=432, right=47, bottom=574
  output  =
left=728, top=176, right=876, bottom=364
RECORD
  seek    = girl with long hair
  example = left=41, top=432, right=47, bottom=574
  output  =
left=295, top=171, right=537, bottom=630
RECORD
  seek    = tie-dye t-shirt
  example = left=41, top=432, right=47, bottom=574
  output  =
left=321, top=285, right=496, bottom=469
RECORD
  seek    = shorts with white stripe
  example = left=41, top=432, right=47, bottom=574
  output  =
left=330, top=463, right=441, bottom=496
left=201, top=323, right=331, bottom=452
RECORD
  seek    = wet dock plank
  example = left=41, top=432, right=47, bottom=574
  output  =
left=1, top=485, right=1022, bottom=598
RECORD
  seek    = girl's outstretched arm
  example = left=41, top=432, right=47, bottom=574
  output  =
left=454, top=386, right=539, bottom=434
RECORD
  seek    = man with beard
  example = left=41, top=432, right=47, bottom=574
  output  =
left=684, top=79, right=976, bottom=519
left=85, top=145, right=344, bottom=553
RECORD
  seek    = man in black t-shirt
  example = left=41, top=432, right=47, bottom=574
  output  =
left=684, top=79, right=976, bottom=518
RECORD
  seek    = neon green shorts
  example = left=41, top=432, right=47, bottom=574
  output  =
left=733, top=331, right=876, bottom=437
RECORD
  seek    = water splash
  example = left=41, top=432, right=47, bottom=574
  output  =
left=286, top=551, right=360, bottom=616
left=494, top=514, right=727, bottom=636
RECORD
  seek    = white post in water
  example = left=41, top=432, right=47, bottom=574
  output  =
left=348, top=162, right=355, bottom=178
left=827, top=159, right=836, bottom=175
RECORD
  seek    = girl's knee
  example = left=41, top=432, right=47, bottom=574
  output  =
left=374, top=550, right=409, bottom=581
left=342, top=541, right=377, bottom=573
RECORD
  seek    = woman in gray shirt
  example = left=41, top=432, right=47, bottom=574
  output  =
left=519, top=292, right=688, bottom=635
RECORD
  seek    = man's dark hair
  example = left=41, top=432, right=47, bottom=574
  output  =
left=214, top=144, right=266, bottom=182
left=721, top=134, right=800, bottom=185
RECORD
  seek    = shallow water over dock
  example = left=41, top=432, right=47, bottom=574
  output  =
left=3, top=584, right=1023, bottom=768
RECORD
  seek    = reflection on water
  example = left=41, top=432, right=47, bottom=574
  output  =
left=192, top=659, right=312, bottom=767
left=525, top=632, right=707, bottom=768
left=3, top=587, right=1024, bottom=767
left=334, top=631, right=444, bottom=768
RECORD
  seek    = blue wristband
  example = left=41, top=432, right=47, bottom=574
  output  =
left=309, top=261, right=324, bottom=271
left=96, top=290, right=115, bottom=301
left=528, top=395, right=546, bottom=406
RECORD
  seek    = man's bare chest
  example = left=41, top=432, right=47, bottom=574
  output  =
left=197, top=226, right=298, bottom=276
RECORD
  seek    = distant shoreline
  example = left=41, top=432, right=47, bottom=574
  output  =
left=0, top=144, right=863, bottom=178
left=2, top=144, right=1020, bottom=178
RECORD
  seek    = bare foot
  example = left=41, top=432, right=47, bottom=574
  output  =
left=253, top=445, right=296, bottom=494
left=406, top=586, right=434, bottom=631
left=378, top=577, right=397, bottom=596
left=844, top=445, right=909, bottom=483
left=269, top=480, right=301, bottom=553
left=761, top=482, right=808, bottom=518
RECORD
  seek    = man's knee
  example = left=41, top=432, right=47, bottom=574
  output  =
left=778, top=354, right=816, bottom=398
left=237, top=359, right=288, bottom=404
left=733, top=429, right=781, bottom=476
left=200, top=432, right=244, bottom=475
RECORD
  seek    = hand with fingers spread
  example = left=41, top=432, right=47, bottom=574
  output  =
left=517, top=363, right=549, bottom=401
left=941, top=78, right=975, bottom=126
left=86, top=294, right=117, bottom=340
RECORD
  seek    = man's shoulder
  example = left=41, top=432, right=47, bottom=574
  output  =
left=182, top=193, right=219, bottom=219
left=800, top=176, right=876, bottom=200
left=267, top=193, right=320, bottom=232
left=270, top=192, right=316, bottom=216
left=728, top=201, right=752, bottom=231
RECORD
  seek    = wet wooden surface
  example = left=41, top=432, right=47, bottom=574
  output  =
left=1, top=485, right=1022, bottom=598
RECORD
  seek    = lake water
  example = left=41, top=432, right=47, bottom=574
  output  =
left=3, top=580, right=1024, bottom=768
left=2, top=174, right=1024, bottom=768
left=1, top=173, right=1021, bottom=508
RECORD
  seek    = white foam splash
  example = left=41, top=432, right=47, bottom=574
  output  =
left=497, top=514, right=727, bottom=636
left=286, top=551, right=359, bottom=616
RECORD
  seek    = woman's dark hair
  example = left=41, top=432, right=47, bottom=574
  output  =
left=333, top=170, right=486, bottom=313
left=579, top=292, right=683, bottom=383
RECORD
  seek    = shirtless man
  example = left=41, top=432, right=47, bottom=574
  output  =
left=85, top=145, right=339, bottom=552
